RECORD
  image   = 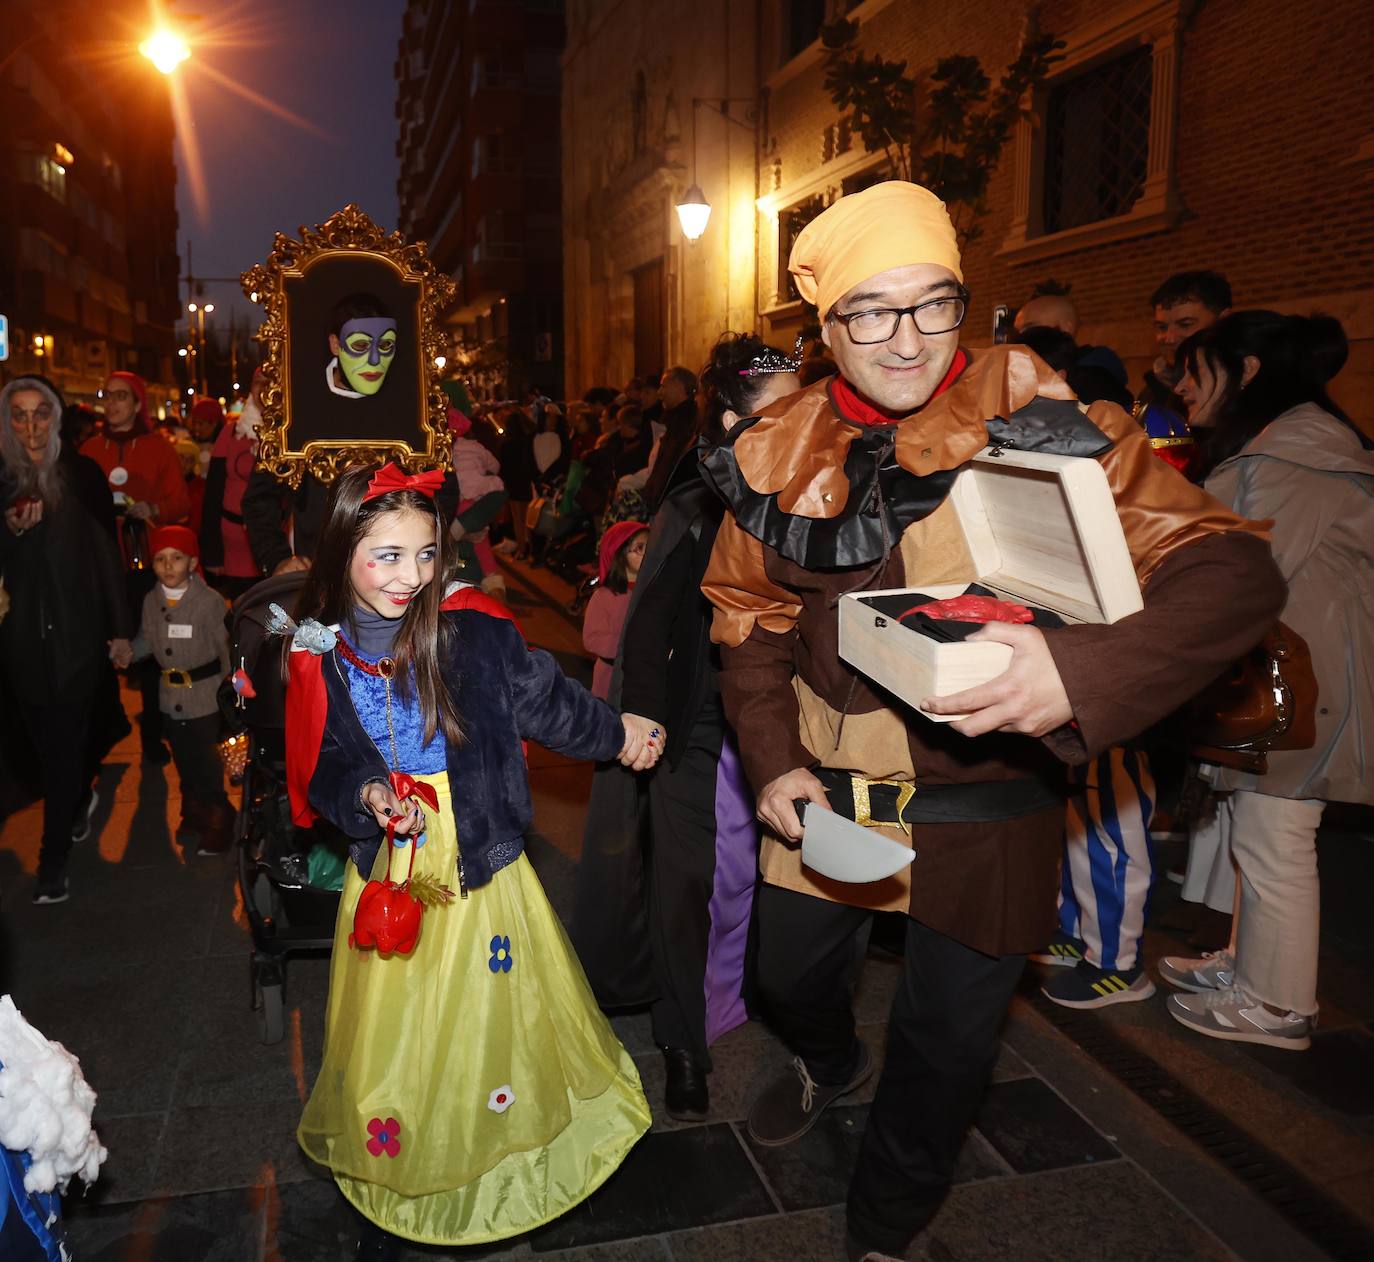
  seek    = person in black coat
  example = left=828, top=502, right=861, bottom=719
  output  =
left=1, top=377, right=133, bottom=903
left=571, top=334, right=801, bottom=1120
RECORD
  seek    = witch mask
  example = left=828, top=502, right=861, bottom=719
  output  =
left=330, top=316, right=398, bottom=396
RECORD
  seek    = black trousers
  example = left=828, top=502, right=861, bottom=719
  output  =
left=164, top=713, right=229, bottom=812
left=755, top=884, right=1025, bottom=1253
left=21, top=697, right=94, bottom=879
left=126, top=567, right=162, bottom=750
left=646, top=705, right=726, bottom=1065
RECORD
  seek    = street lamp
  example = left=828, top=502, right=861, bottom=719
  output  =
left=675, top=98, right=757, bottom=242
left=140, top=29, right=190, bottom=75
left=675, top=185, right=712, bottom=241
left=187, top=302, right=214, bottom=394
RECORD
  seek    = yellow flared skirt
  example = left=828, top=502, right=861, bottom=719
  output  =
left=297, top=773, right=650, bottom=1245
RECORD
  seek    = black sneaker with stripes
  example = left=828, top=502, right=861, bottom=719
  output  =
left=1042, top=959, right=1156, bottom=1009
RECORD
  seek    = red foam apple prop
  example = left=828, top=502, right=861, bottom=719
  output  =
left=350, top=878, right=423, bottom=955
left=348, top=774, right=454, bottom=957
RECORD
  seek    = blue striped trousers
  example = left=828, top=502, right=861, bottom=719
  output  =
left=1057, top=746, right=1157, bottom=971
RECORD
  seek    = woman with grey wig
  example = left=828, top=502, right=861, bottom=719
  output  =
left=0, top=376, right=132, bottom=904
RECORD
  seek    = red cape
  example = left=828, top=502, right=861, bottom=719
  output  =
left=285, top=588, right=520, bottom=828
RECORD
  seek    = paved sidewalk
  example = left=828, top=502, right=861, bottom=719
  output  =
left=0, top=569, right=1369, bottom=1260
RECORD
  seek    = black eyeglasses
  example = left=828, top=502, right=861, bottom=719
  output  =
left=831, top=289, right=969, bottom=344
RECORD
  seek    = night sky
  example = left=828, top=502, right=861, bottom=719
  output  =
left=171, top=0, right=402, bottom=337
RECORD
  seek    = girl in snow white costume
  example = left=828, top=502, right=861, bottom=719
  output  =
left=282, top=463, right=657, bottom=1256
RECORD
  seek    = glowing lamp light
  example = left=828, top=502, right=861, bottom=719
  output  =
left=203, top=303, right=214, bottom=314
left=249, top=291, right=259, bottom=303
left=675, top=184, right=712, bottom=241
left=435, top=355, right=447, bottom=369
left=188, top=302, right=197, bottom=313
left=140, top=30, right=190, bottom=75
left=178, top=348, right=188, bottom=357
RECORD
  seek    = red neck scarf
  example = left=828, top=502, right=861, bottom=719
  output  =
left=829, top=347, right=969, bottom=426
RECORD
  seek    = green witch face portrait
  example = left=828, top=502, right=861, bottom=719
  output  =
left=327, top=293, right=399, bottom=398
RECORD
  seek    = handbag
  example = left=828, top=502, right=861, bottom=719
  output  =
left=525, top=496, right=547, bottom=531
left=1183, top=621, right=1318, bottom=774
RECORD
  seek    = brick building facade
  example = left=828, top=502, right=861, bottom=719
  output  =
left=563, top=0, right=1374, bottom=423
left=0, top=0, right=180, bottom=406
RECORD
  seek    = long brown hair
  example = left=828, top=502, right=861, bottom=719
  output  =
left=293, top=464, right=464, bottom=745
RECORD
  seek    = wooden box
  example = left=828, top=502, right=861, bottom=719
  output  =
left=838, top=446, right=1143, bottom=722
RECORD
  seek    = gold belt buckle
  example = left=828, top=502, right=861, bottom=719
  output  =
left=163, top=668, right=192, bottom=688
left=851, top=776, right=916, bottom=837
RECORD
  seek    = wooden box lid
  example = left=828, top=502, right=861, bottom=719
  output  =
left=946, top=446, right=1142, bottom=624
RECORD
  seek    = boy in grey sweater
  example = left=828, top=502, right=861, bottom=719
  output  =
left=130, top=526, right=233, bottom=853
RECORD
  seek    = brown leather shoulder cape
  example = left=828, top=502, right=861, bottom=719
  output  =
left=704, top=344, right=1264, bottom=650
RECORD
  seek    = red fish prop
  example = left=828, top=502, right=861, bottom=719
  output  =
left=900, top=595, right=1035, bottom=624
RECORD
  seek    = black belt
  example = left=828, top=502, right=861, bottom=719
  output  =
left=162, top=659, right=223, bottom=688
left=813, top=767, right=1063, bottom=827
left=223, top=508, right=244, bottom=525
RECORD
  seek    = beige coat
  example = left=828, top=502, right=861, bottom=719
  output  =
left=1205, top=404, right=1374, bottom=802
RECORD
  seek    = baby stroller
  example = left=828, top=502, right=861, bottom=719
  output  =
left=224, top=572, right=347, bottom=1044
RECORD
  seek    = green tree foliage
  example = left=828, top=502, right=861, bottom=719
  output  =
left=820, top=16, right=1063, bottom=245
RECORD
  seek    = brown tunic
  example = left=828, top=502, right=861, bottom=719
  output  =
left=702, top=345, right=1286, bottom=956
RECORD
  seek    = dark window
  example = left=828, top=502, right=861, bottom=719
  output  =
left=841, top=164, right=890, bottom=197
left=778, top=194, right=825, bottom=304
left=786, top=0, right=825, bottom=61
left=1041, top=45, right=1152, bottom=235
left=632, top=258, right=664, bottom=379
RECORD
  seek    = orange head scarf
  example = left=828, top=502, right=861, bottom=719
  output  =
left=788, top=181, right=963, bottom=319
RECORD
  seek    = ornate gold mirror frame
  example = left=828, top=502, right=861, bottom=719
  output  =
left=241, top=204, right=456, bottom=488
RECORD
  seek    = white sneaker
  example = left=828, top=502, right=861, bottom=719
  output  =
left=1157, top=949, right=1236, bottom=993
left=71, top=787, right=100, bottom=843
left=1167, top=987, right=1312, bottom=1051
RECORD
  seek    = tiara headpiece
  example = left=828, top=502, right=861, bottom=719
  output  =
left=742, top=335, right=804, bottom=377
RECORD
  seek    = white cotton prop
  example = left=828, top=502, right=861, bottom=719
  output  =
left=0, top=996, right=107, bottom=1194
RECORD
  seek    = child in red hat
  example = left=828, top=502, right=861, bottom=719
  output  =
left=128, top=525, right=233, bottom=853
left=582, top=521, right=648, bottom=700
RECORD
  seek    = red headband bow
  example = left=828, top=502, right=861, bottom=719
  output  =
left=363, top=462, right=446, bottom=503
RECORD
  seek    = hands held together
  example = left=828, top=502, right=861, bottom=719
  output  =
left=618, top=714, right=665, bottom=772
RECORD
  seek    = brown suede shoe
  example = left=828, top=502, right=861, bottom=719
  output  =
left=746, top=1042, right=873, bottom=1147
left=195, top=802, right=235, bottom=856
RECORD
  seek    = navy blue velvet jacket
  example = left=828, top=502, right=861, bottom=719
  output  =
left=308, top=608, right=624, bottom=887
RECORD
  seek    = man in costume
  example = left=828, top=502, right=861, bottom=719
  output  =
left=699, top=181, right=1284, bottom=1261
left=81, top=371, right=190, bottom=764
left=326, top=294, right=399, bottom=399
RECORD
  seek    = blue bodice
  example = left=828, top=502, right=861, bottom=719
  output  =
left=338, top=645, right=447, bottom=774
